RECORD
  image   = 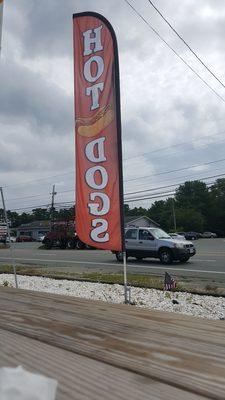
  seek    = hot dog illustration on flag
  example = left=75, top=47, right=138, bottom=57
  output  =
left=73, top=12, right=124, bottom=251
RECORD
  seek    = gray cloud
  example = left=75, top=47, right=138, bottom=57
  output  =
left=1, top=0, right=225, bottom=209
left=0, top=59, right=73, bottom=136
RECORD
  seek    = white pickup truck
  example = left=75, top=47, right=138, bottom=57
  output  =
left=113, top=227, right=196, bottom=264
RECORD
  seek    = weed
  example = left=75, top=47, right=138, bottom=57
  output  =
left=186, top=296, right=193, bottom=303
left=205, top=284, right=218, bottom=292
left=2, top=280, right=11, bottom=287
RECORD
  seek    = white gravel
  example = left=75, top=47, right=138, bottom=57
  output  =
left=1, top=274, right=225, bottom=320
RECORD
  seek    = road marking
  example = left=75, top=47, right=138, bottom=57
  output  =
left=127, top=265, right=225, bottom=275
left=197, top=252, right=225, bottom=256
left=0, top=256, right=224, bottom=275
left=34, top=253, right=56, bottom=256
left=193, top=259, right=216, bottom=262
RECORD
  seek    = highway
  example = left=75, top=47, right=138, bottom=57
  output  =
left=0, top=239, right=224, bottom=282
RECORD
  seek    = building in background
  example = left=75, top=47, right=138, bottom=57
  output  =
left=125, top=216, right=159, bottom=229
left=16, top=221, right=51, bottom=241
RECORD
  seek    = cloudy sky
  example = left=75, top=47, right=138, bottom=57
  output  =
left=1, top=0, right=225, bottom=212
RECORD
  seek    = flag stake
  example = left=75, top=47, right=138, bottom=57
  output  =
left=0, top=187, right=18, bottom=288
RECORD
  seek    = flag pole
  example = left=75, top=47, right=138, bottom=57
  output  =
left=0, top=187, right=18, bottom=288
left=112, top=23, right=130, bottom=304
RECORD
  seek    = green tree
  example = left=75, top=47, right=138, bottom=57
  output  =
left=128, top=206, right=148, bottom=217
left=57, top=206, right=75, bottom=221
left=148, top=199, right=174, bottom=231
left=175, top=208, right=204, bottom=232
left=175, top=181, right=209, bottom=218
left=124, top=204, right=130, bottom=215
left=32, top=208, right=50, bottom=220
left=207, top=179, right=225, bottom=234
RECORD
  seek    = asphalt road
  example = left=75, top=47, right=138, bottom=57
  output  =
left=0, top=239, right=225, bottom=282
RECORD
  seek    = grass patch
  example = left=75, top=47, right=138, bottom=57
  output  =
left=205, top=284, right=219, bottom=292
left=0, top=265, right=164, bottom=289
left=0, top=264, right=224, bottom=296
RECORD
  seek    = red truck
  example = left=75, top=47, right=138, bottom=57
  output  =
left=42, top=221, right=86, bottom=250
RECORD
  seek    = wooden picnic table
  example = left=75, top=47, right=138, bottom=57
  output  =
left=0, top=286, right=225, bottom=400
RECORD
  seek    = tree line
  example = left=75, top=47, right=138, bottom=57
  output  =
left=125, top=178, right=225, bottom=235
left=0, top=207, right=75, bottom=229
left=1, top=179, right=225, bottom=235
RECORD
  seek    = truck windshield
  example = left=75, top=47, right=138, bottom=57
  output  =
left=150, top=228, right=171, bottom=239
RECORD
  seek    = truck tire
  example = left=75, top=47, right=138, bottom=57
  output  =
left=115, top=252, right=128, bottom=262
left=179, top=255, right=190, bottom=263
left=44, top=239, right=52, bottom=249
left=115, top=252, right=123, bottom=262
left=67, top=238, right=77, bottom=249
left=59, top=239, right=67, bottom=249
left=159, top=248, right=173, bottom=264
left=76, top=240, right=86, bottom=250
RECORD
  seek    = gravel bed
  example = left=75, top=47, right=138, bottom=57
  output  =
left=1, top=274, right=225, bottom=320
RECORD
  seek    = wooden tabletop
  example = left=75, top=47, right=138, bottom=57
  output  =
left=0, top=286, right=225, bottom=400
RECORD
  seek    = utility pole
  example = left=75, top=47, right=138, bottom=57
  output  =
left=50, top=184, right=57, bottom=230
left=172, top=198, right=177, bottom=232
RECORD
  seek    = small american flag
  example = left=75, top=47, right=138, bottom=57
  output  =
left=164, top=272, right=176, bottom=291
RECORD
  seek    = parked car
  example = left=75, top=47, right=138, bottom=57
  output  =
left=37, top=234, right=46, bottom=242
left=212, top=230, right=225, bottom=238
left=113, top=227, right=196, bottom=264
left=202, top=232, right=217, bottom=238
left=16, top=235, right=35, bottom=242
left=184, top=232, right=199, bottom=240
left=169, top=233, right=186, bottom=240
left=6, top=235, right=17, bottom=243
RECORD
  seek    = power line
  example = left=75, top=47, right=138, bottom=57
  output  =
left=2, top=128, right=225, bottom=192
left=11, top=200, right=76, bottom=212
left=125, top=191, right=176, bottom=203
left=124, top=138, right=225, bottom=168
left=5, top=188, right=74, bottom=202
left=125, top=157, right=225, bottom=183
left=124, top=130, right=225, bottom=162
left=125, top=182, right=215, bottom=204
left=7, top=172, right=225, bottom=211
left=124, top=0, right=225, bottom=104
left=147, top=0, right=225, bottom=90
left=125, top=173, right=225, bottom=196
left=124, top=165, right=225, bottom=191
left=5, top=171, right=225, bottom=206
left=126, top=188, right=177, bottom=200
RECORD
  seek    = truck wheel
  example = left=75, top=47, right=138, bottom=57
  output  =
left=115, top=252, right=127, bottom=262
left=159, top=249, right=173, bottom=264
left=60, top=239, right=67, bottom=249
left=44, top=239, right=52, bottom=249
left=116, top=252, right=123, bottom=262
left=179, top=256, right=190, bottom=263
left=76, top=240, right=86, bottom=250
left=67, top=238, right=77, bottom=249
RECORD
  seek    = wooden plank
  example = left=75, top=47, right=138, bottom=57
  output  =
left=0, top=329, right=206, bottom=400
left=0, top=287, right=225, bottom=399
left=0, top=285, right=224, bottom=344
